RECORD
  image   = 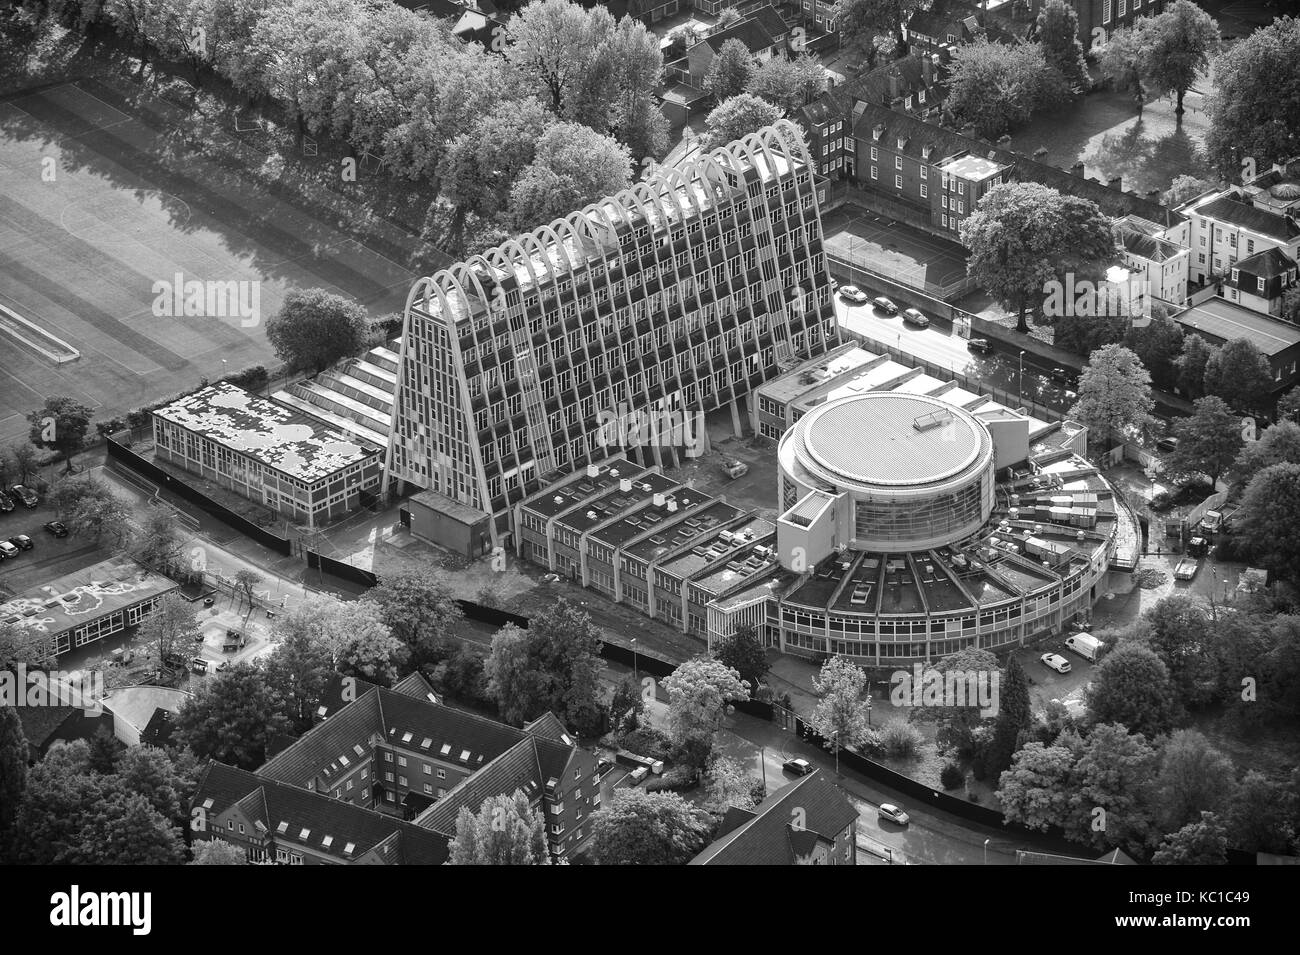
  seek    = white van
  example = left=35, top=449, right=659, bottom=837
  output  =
left=1065, top=633, right=1105, bottom=663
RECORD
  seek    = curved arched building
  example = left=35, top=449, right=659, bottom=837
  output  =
left=384, top=122, right=840, bottom=553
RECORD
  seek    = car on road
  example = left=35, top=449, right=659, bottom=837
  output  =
left=8, top=535, right=33, bottom=551
left=871, top=295, right=899, bottom=314
left=878, top=804, right=910, bottom=826
left=0, top=541, right=19, bottom=560
left=837, top=284, right=869, bottom=304
left=782, top=757, right=813, bottom=776
left=0, top=492, right=13, bottom=513
left=1040, top=652, right=1072, bottom=674
left=966, top=338, right=993, bottom=354
left=8, top=485, right=38, bottom=508
left=43, top=521, right=68, bottom=537
left=901, top=307, right=929, bottom=327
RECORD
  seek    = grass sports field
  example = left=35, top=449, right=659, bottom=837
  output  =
left=0, top=78, right=418, bottom=446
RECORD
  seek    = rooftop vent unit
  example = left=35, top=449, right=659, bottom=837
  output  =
left=587, top=465, right=599, bottom=478
left=667, top=500, right=678, bottom=512
left=586, top=511, right=597, bottom=520
left=913, top=409, right=953, bottom=432
left=719, top=530, right=735, bottom=543
left=620, top=478, right=633, bottom=493
left=610, top=469, right=620, bottom=478
left=653, top=493, right=665, bottom=507
left=554, top=496, right=564, bottom=505
left=649, top=535, right=666, bottom=545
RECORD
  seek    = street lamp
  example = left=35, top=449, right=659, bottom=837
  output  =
left=631, top=638, right=638, bottom=683
left=1018, top=350, right=1026, bottom=401
left=984, top=837, right=990, bottom=865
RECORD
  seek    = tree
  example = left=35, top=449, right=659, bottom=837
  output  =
left=69, top=490, right=134, bottom=550
left=1152, top=812, right=1228, bottom=865
left=1136, top=595, right=1218, bottom=708
left=1283, top=284, right=1300, bottom=325
left=1235, top=463, right=1300, bottom=581
left=608, top=676, right=644, bottom=737
left=369, top=569, right=464, bottom=668
left=1203, top=337, right=1274, bottom=413
left=262, top=627, right=333, bottom=733
left=1123, top=308, right=1184, bottom=392
left=87, top=725, right=125, bottom=774
left=701, top=93, right=783, bottom=151
left=1138, top=1, right=1220, bottom=115
left=265, top=288, right=368, bottom=375
left=116, top=744, right=190, bottom=824
left=945, top=39, right=1069, bottom=139
left=1278, top=386, right=1300, bottom=424
left=588, top=789, right=712, bottom=865
left=713, top=624, right=769, bottom=692
left=8, top=442, right=38, bottom=485
left=28, top=396, right=92, bottom=474
left=271, top=595, right=406, bottom=686
left=1036, top=0, right=1087, bottom=93
left=1070, top=344, right=1156, bottom=448
left=1163, top=174, right=1219, bottom=208
left=1154, top=729, right=1237, bottom=833
left=835, top=0, right=921, bottom=52
left=1235, top=420, right=1300, bottom=485
left=137, top=592, right=202, bottom=674
left=132, top=506, right=182, bottom=573
left=232, top=568, right=261, bottom=619
left=0, top=707, right=28, bottom=863
left=1205, top=16, right=1300, bottom=178
left=1167, top=396, right=1243, bottom=488
left=703, top=38, right=754, bottom=103
left=1087, top=643, right=1181, bottom=737
left=809, top=655, right=872, bottom=754
left=0, top=621, right=56, bottom=672
left=1224, top=771, right=1297, bottom=854
left=745, top=53, right=826, bottom=113
left=702, top=754, right=761, bottom=816
left=175, top=663, right=291, bottom=770
left=506, top=0, right=616, bottom=115
left=985, top=655, right=1030, bottom=777
left=996, top=741, right=1077, bottom=833
left=448, top=790, right=549, bottom=865
left=661, top=656, right=750, bottom=768
left=484, top=599, right=605, bottom=734
left=1175, top=333, right=1216, bottom=399
left=508, top=122, right=631, bottom=230
left=1098, top=26, right=1146, bottom=107
left=1068, top=723, right=1161, bottom=851
left=71, top=790, right=186, bottom=865
left=961, top=181, right=1115, bottom=334
left=190, top=840, right=249, bottom=864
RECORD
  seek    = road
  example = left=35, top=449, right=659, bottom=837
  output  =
left=833, top=295, right=1081, bottom=415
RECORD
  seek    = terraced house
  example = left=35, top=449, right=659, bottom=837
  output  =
left=386, top=123, right=839, bottom=551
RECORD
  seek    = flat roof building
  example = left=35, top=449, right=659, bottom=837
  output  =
left=0, top=558, right=180, bottom=658
left=385, top=122, right=841, bottom=550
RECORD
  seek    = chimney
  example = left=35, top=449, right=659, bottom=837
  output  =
left=1108, top=175, right=1122, bottom=190
left=997, top=134, right=1011, bottom=149
left=1071, top=161, right=1085, bottom=176
left=888, top=72, right=899, bottom=100
left=923, top=54, right=936, bottom=85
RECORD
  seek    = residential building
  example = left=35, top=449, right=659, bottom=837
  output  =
left=690, top=769, right=859, bottom=864
left=1114, top=215, right=1190, bottom=308
left=1223, top=248, right=1299, bottom=317
left=1172, top=299, right=1300, bottom=395
left=385, top=122, right=839, bottom=550
left=1176, top=188, right=1300, bottom=286
left=248, top=675, right=601, bottom=860
left=905, top=0, right=1032, bottom=54
left=598, top=0, right=683, bottom=24
left=1023, top=0, right=1164, bottom=48
left=151, top=382, right=384, bottom=528
left=0, top=557, right=179, bottom=658
left=669, top=10, right=783, bottom=89
left=1242, top=157, right=1300, bottom=219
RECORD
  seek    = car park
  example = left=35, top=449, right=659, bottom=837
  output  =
left=966, top=338, right=992, bottom=354
left=878, top=804, right=910, bottom=826
left=8, top=535, right=33, bottom=551
left=871, top=296, right=899, bottom=314
left=1041, top=652, right=1072, bottom=674
left=43, top=521, right=68, bottom=537
left=901, top=308, right=929, bottom=327
left=837, top=284, right=868, bottom=304
left=0, top=541, right=19, bottom=559
left=782, top=757, right=813, bottom=776
left=8, top=485, right=38, bottom=508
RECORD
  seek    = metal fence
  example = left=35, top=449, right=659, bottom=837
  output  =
left=828, top=251, right=975, bottom=302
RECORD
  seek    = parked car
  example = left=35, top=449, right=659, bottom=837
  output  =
left=0, top=541, right=19, bottom=560
left=722, top=460, right=749, bottom=480
left=43, top=521, right=68, bottom=537
left=783, top=757, right=813, bottom=776
left=8, top=485, right=38, bottom=508
left=966, top=338, right=993, bottom=354
left=878, top=804, right=910, bottom=826
left=189, top=658, right=210, bottom=675
left=837, top=284, right=868, bottom=304
left=7, top=535, right=33, bottom=551
left=1064, top=633, right=1105, bottom=662
left=1187, top=536, right=1210, bottom=558
left=871, top=296, right=899, bottom=314
left=1041, top=652, right=1072, bottom=674
left=1157, top=436, right=1179, bottom=454
left=0, top=492, right=13, bottom=513
left=901, top=307, right=929, bottom=327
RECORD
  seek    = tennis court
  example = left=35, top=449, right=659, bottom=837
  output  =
left=0, top=79, right=417, bottom=446
left=822, top=205, right=970, bottom=295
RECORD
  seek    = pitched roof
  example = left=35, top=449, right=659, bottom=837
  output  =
left=1118, top=228, right=1185, bottom=263
left=848, top=103, right=1183, bottom=226
left=1234, top=246, right=1298, bottom=279
left=703, top=17, right=777, bottom=55
left=416, top=737, right=546, bottom=835
left=797, top=53, right=939, bottom=130
left=1193, top=193, right=1300, bottom=242
left=194, top=763, right=449, bottom=864
left=522, top=712, right=576, bottom=745
left=689, top=770, right=859, bottom=865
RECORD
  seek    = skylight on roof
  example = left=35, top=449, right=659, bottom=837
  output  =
left=300, top=828, right=311, bottom=840
left=460, top=749, right=471, bottom=761
left=353, top=744, right=365, bottom=757
left=402, top=731, right=413, bottom=743
left=277, top=821, right=289, bottom=834
left=440, top=744, right=452, bottom=755
left=420, top=738, right=433, bottom=748
left=343, top=842, right=356, bottom=855
left=322, top=836, right=334, bottom=848
left=338, top=754, right=350, bottom=767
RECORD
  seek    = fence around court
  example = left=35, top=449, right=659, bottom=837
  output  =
left=828, top=250, right=975, bottom=301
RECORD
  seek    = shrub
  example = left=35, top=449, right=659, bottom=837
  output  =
left=940, top=761, right=965, bottom=790
left=618, top=727, right=674, bottom=763
left=879, top=720, right=924, bottom=759
left=644, top=765, right=698, bottom=793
